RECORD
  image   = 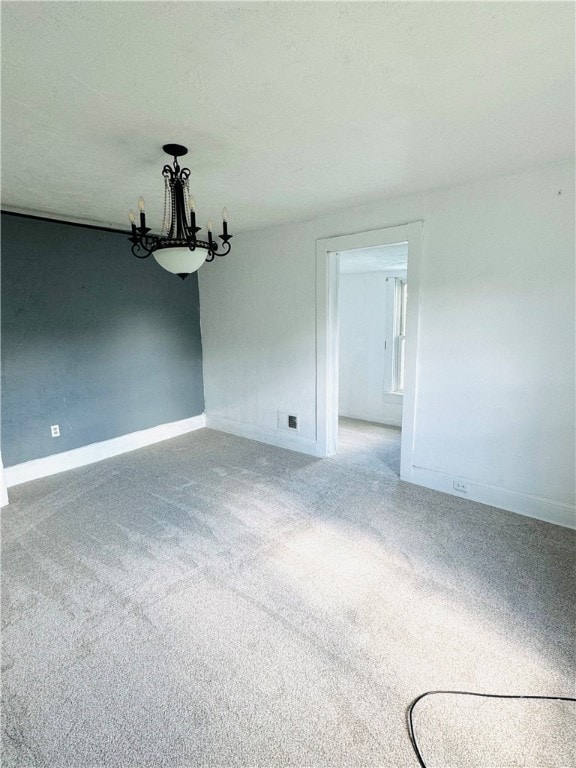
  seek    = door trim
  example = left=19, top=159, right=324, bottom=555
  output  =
left=315, top=221, right=423, bottom=481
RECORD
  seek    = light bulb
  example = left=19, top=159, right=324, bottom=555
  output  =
left=222, top=207, right=228, bottom=222
left=128, top=211, right=135, bottom=223
left=190, top=196, right=196, bottom=213
left=207, top=220, right=213, bottom=233
left=137, top=196, right=145, bottom=212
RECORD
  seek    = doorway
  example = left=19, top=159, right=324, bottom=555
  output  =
left=336, top=242, right=407, bottom=472
left=315, top=222, right=422, bottom=482
left=338, top=242, right=407, bottom=419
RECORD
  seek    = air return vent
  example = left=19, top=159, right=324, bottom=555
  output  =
left=277, top=411, right=300, bottom=431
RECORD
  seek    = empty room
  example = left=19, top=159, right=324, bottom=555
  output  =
left=1, top=2, right=575, bottom=767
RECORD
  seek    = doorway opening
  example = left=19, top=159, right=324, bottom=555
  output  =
left=336, top=242, right=407, bottom=473
left=315, top=222, right=422, bottom=482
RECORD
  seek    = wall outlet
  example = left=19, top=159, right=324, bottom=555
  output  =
left=51, top=424, right=60, bottom=438
left=453, top=479, right=468, bottom=493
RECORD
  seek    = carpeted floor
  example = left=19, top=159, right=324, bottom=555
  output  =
left=2, top=419, right=575, bottom=767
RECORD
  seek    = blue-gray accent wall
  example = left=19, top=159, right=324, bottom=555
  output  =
left=1, top=213, right=205, bottom=467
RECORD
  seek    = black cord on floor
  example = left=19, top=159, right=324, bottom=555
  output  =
left=407, top=690, right=576, bottom=768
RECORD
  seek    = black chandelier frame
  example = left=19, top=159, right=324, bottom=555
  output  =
left=128, top=143, right=232, bottom=264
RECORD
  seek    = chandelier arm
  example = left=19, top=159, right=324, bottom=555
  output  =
left=131, top=241, right=153, bottom=259
left=130, top=232, right=159, bottom=259
left=184, top=238, right=215, bottom=252
left=215, top=240, right=232, bottom=257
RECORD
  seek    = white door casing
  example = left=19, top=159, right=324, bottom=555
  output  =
left=315, top=221, right=423, bottom=480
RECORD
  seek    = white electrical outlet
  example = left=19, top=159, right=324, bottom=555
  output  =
left=51, top=424, right=60, bottom=438
left=453, top=480, right=468, bottom=493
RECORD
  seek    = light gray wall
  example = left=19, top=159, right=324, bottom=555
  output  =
left=1, top=213, right=205, bottom=466
left=199, top=161, right=575, bottom=526
left=338, top=271, right=403, bottom=427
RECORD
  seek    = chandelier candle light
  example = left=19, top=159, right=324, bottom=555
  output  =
left=127, top=144, right=232, bottom=279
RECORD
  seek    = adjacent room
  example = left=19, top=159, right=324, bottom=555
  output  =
left=337, top=242, right=408, bottom=475
left=2, top=3, right=575, bottom=767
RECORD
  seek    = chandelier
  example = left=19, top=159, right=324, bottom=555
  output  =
left=127, top=144, right=232, bottom=280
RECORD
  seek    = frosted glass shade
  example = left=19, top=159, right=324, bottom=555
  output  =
left=153, top=247, right=207, bottom=276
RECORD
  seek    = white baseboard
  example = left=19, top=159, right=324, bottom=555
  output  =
left=4, top=414, right=206, bottom=490
left=404, top=465, right=575, bottom=529
left=206, top=414, right=319, bottom=457
left=7, top=415, right=571, bottom=529
left=0, top=454, right=8, bottom=508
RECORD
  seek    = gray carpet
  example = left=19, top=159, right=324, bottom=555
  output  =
left=2, top=418, right=575, bottom=767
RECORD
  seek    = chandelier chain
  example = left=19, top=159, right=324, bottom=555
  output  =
left=161, top=176, right=169, bottom=238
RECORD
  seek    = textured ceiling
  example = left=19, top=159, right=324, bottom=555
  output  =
left=1, top=2, right=574, bottom=235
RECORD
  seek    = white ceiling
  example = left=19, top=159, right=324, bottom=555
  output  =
left=1, top=2, right=574, bottom=235
left=339, top=244, right=407, bottom=274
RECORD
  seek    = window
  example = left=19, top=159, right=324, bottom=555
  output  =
left=395, top=278, right=407, bottom=393
left=383, top=272, right=408, bottom=395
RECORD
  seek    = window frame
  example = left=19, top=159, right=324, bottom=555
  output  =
left=383, top=269, right=408, bottom=396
